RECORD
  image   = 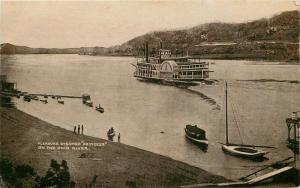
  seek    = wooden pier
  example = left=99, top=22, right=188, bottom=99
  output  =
left=29, top=93, right=83, bottom=99
left=0, top=91, right=83, bottom=99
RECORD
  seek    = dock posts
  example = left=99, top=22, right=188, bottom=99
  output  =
left=286, top=112, right=300, bottom=154
left=286, top=111, right=300, bottom=186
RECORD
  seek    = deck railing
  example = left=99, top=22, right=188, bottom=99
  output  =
left=177, top=75, right=209, bottom=79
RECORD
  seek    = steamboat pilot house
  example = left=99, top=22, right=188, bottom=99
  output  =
left=134, top=44, right=211, bottom=84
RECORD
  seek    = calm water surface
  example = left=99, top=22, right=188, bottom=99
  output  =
left=1, top=54, right=299, bottom=180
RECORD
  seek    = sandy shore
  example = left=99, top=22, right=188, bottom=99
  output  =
left=0, top=107, right=227, bottom=187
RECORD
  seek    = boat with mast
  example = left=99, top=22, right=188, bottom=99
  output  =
left=222, top=81, right=269, bottom=159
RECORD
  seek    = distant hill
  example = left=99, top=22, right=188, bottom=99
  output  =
left=1, top=10, right=299, bottom=62
left=0, top=43, right=125, bottom=56
left=123, top=10, right=299, bottom=48
left=0, top=43, right=81, bottom=54
left=118, top=10, right=299, bottom=62
left=0, top=43, right=131, bottom=56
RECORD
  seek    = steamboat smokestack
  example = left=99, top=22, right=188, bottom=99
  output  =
left=159, top=41, right=162, bottom=63
left=145, top=41, right=149, bottom=62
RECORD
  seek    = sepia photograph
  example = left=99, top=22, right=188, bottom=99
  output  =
left=0, top=0, right=299, bottom=187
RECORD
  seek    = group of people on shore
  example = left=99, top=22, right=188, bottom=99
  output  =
left=74, top=125, right=84, bottom=135
left=73, top=125, right=121, bottom=142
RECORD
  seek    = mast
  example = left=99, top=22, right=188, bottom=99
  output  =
left=225, top=81, right=229, bottom=145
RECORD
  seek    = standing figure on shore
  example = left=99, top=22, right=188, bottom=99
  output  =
left=77, top=125, right=80, bottom=135
left=74, top=126, right=76, bottom=134
left=107, top=127, right=115, bottom=141
left=81, top=125, right=84, bottom=135
left=118, top=133, right=121, bottom=143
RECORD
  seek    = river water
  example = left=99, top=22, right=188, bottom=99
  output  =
left=1, top=54, right=299, bottom=180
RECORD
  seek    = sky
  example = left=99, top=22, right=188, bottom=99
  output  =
left=0, top=0, right=298, bottom=48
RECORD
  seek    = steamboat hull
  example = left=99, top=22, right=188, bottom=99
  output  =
left=135, top=76, right=199, bottom=86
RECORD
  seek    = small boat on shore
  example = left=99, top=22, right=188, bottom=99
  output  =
left=96, top=104, right=104, bottom=113
left=23, top=95, right=31, bottom=102
left=85, top=100, right=93, bottom=107
left=57, top=98, right=64, bottom=104
left=40, top=99, right=48, bottom=104
left=30, top=95, right=39, bottom=100
left=185, top=124, right=208, bottom=146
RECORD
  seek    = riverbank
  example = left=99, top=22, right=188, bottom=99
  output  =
left=1, top=42, right=299, bottom=63
left=0, top=107, right=228, bottom=187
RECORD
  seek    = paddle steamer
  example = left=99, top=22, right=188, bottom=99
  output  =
left=133, top=42, right=212, bottom=86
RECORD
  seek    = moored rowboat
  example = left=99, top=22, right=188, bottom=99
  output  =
left=58, top=98, right=64, bottom=104
left=96, top=104, right=104, bottom=113
left=185, top=125, right=208, bottom=146
left=85, top=100, right=93, bottom=107
left=185, top=132, right=209, bottom=145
